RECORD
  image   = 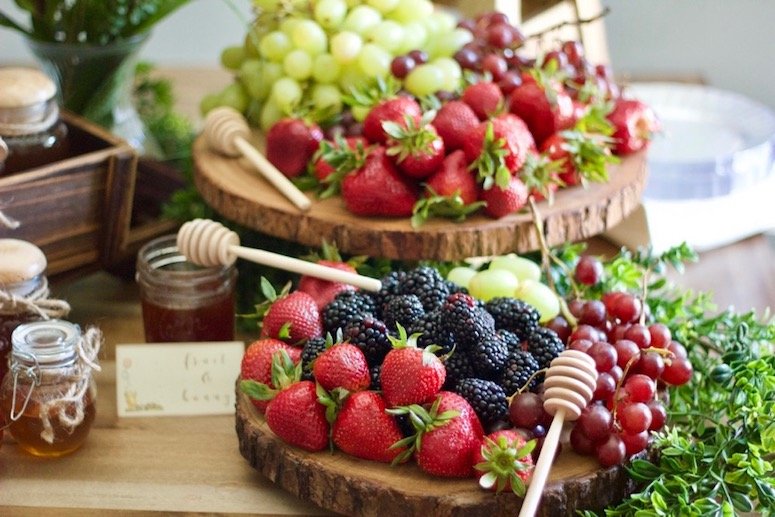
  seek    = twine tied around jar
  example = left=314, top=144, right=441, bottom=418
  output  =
left=7, top=326, right=102, bottom=444
left=0, top=199, right=20, bottom=230
left=0, top=276, right=70, bottom=320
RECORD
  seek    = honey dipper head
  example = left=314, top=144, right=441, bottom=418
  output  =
left=542, top=349, right=598, bottom=421
left=177, top=218, right=239, bottom=267
left=203, top=106, right=251, bottom=157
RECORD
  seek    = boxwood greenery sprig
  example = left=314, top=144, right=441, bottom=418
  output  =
left=555, top=244, right=775, bottom=516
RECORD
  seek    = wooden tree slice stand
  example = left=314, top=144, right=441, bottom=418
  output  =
left=193, top=134, right=647, bottom=261
left=236, top=389, right=639, bottom=517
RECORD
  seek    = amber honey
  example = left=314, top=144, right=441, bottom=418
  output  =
left=141, top=293, right=235, bottom=342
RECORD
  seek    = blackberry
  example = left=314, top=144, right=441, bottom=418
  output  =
left=484, top=298, right=540, bottom=340
left=442, top=350, right=476, bottom=389
left=300, top=337, right=327, bottom=381
left=398, top=266, right=450, bottom=312
left=444, top=279, right=468, bottom=296
left=470, top=334, right=508, bottom=380
left=369, top=364, right=382, bottom=390
left=496, top=329, right=522, bottom=351
left=499, top=349, right=540, bottom=395
left=526, top=327, right=565, bottom=370
left=408, top=310, right=454, bottom=353
left=382, top=294, right=425, bottom=332
left=323, top=291, right=376, bottom=334
left=343, top=315, right=391, bottom=366
left=373, top=270, right=406, bottom=319
left=439, top=293, right=496, bottom=349
left=455, top=378, right=508, bottom=426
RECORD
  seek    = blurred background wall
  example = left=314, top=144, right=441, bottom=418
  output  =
left=1, top=0, right=773, bottom=109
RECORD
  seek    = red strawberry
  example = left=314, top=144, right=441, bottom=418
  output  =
left=384, top=116, right=445, bottom=180
left=298, top=259, right=357, bottom=310
left=341, top=146, right=418, bottom=217
left=608, top=98, right=659, bottom=155
left=379, top=327, right=446, bottom=407
left=473, top=429, right=534, bottom=495
left=519, top=151, right=562, bottom=202
left=508, top=78, right=575, bottom=147
left=463, top=114, right=535, bottom=190
left=462, top=81, right=505, bottom=121
left=332, top=391, right=407, bottom=463
left=313, top=343, right=371, bottom=392
left=261, top=290, right=323, bottom=345
left=265, top=380, right=329, bottom=451
left=312, top=137, right=368, bottom=182
left=480, top=174, right=528, bottom=219
left=266, top=118, right=324, bottom=178
left=240, top=339, right=302, bottom=412
left=540, top=130, right=617, bottom=187
left=432, top=101, right=480, bottom=152
left=363, top=97, right=422, bottom=144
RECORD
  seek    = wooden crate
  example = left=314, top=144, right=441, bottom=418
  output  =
left=0, top=111, right=182, bottom=278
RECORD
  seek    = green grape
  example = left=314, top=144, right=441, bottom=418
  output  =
left=345, top=0, right=362, bottom=7
left=199, top=92, right=222, bottom=116
left=330, top=31, right=363, bottom=64
left=468, top=269, right=520, bottom=302
left=292, top=20, right=328, bottom=56
left=489, top=254, right=542, bottom=282
left=221, top=46, right=246, bottom=70
left=260, top=98, right=285, bottom=132
left=243, top=29, right=262, bottom=58
left=239, top=59, right=267, bottom=100
left=342, top=5, right=382, bottom=34
left=514, top=279, right=560, bottom=323
left=311, top=84, right=343, bottom=113
left=219, top=82, right=250, bottom=112
left=280, top=17, right=302, bottom=37
left=314, top=0, right=348, bottom=29
left=312, top=53, right=342, bottom=83
left=388, top=0, right=433, bottom=23
left=357, top=43, right=391, bottom=78
left=433, top=57, right=462, bottom=92
left=366, top=0, right=399, bottom=13
left=253, top=0, right=304, bottom=11
left=367, top=20, right=404, bottom=52
left=446, top=267, right=477, bottom=289
left=350, top=104, right=370, bottom=122
left=431, top=10, right=457, bottom=33
left=338, top=63, right=369, bottom=93
left=404, top=63, right=444, bottom=97
left=271, top=77, right=303, bottom=113
left=431, top=28, right=474, bottom=58
left=283, top=49, right=313, bottom=80
left=259, top=31, right=292, bottom=62
left=244, top=99, right=264, bottom=127
left=394, top=21, right=427, bottom=54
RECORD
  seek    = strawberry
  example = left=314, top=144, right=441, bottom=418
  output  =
left=474, top=429, right=535, bottom=495
left=379, top=325, right=446, bottom=407
left=332, top=390, right=407, bottom=463
left=384, top=115, right=445, bottom=180
left=508, top=76, right=575, bottom=147
left=266, top=118, right=324, bottom=178
left=479, top=174, right=529, bottom=219
left=265, top=380, right=329, bottom=451
left=311, top=137, right=368, bottom=183
left=432, top=101, right=480, bottom=152
left=261, top=290, right=323, bottom=345
left=540, top=130, right=617, bottom=187
left=519, top=151, right=562, bottom=203
left=240, top=339, right=302, bottom=412
left=389, top=392, right=484, bottom=477
left=340, top=146, right=418, bottom=217
left=298, top=259, right=357, bottom=310
left=607, top=98, right=659, bottom=155
left=463, top=114, right=535, bottom=190
left=411, top=150, right=485, bottom=227
left=313, top=342, right=371, bottom=392
left=363, top=96, right=422, bottom=144
left=462, top=81, right=505, bottom=121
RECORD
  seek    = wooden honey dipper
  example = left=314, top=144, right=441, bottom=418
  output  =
left=518, top=349, right=598, bottom=517
left=203, top=107, right=312, bottom=212
left=177, top=218, right=382, bottom=292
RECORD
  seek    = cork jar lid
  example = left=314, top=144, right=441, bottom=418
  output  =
left=0, top=67, right=57, bottom=109
left=0, top=239, right=47, bottom=283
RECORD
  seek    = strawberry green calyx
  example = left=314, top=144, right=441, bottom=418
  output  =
left=245, top=277, right=291, bottom=326
left=315, top=383, right=350, bottom=427
left=475, top=435, right=536, bottom=496
left=411, top=187, right=486, bottom=228
left=342, top=76, right=401, bottom=111
left=384, top=114, right=438, bottom=162
left=575, top=101, right=615, bottom=136
left=317, top=134, right=369, bottom=198
left=471, top=122, right=511, bottom=190
left=386, top=396, right=461, bottom=465
left=240, top=349, right=301, bottom=402
left=520, top=153, right=564, bottom=204
left=560, top=129, right=619, bottom=184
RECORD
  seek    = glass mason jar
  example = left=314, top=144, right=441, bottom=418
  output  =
left=0, top=320, right=96, bottom=457
left=136, top=234, right=237, bottom=343
left=0, top=67, right=69, bottom=176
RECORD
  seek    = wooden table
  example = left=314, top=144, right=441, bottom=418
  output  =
left=1, top=67, right=773, bottom=515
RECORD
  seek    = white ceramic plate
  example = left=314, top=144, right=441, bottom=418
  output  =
left=627, top=82, right=775, bottom=200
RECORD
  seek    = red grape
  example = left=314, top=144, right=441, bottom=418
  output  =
left=624, top=374, right=656, bottom=403
left=593, top=372, right=616, bottom=401
left=596, top=434, right=626, bottom=467
left=453, top=48, right=480, bottom=70
left=390, top=55, right=416, bottom=79
left=569, top=338, right=593, bottom=353
left=618, top=402, right=652, bottom=433
left=574, top=255, right=603, bottom=285
left=570, top=324, right=604, bottom=343
left=570, top=424, right=595, bottom=455
left=487, top=12, right=510, bottom=26
left=543, top=50, right=568, bottom=70
left=667, top=340, right=687, bottom=359
left=588, top=341, right=617, bottom=373
left=634, top=352, right=665, bottom=379
left=661, top=356, right=693, bottom=386
left=647, top=400, right=667, bottom=431
left=482, top=54, right=507, bottom=80
left=562, top=40, right=585, bottom=67
left=486, top=23, right=514, bottom=49
left=609, top=365, right=624, bottom=384
left=609, top=293, right=642, bottom=323
left=578, top=404, right=613, bottom=442
left=624, top=324, right=651, bottom=349
left=509, top=392, right=546, bottom=429
left=620, top=430, right=649, bottom=456
left=580, top=300, right=607, bottom=328
left=408, top=49, right=429, bottom=64
left=614, top=339, right=640, bottom=370
left=568, top=299, right=585, bottom=318
left=497, top=71, right=523, bottom=95
left=648, top=323, right=671, bottom=348
left=608, top=323, right=630, bottom=343
left=545, top=316, right=571, bottom=344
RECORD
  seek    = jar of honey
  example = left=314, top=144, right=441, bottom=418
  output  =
left=136, top=234, right=237, bottom=343
left=0, top=320, right=97, bottom=457
left=0, top=67, right=69, bottom=176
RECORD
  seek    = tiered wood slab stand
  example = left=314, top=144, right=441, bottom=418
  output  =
left=196, top=135, right=648, bottom=515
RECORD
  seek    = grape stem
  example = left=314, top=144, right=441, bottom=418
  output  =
left=506, top=367, right=548, bottom=402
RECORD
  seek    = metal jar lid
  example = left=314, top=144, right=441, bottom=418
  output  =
left=12, top=319, right=80, bottom=369
left=0, top=67, right=59, bottom=132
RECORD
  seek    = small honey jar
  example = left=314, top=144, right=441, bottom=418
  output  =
left=0, top=67, right=69, bottom=175
left=0, top=320, right=99, bottom=457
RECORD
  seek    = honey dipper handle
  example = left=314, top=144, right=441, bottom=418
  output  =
left=230, top=244, right=382, bottom=292
left=233, top=137, right=312, bottom=212
left=518, top=408, right=567, bottom=517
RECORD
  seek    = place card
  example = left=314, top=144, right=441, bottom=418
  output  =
left=115, top=341, right=245, bottom=418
